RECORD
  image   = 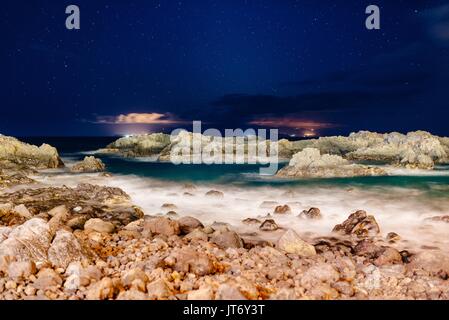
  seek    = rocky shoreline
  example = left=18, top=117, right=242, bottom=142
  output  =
left=1, top=134, right=449, bottom=300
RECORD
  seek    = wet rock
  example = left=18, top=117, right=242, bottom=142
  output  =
left=144, top=217, right=180, bottom=236
left=299, top=207, right=322, bottom=220
left=426, top=215, right=449, bottom=223
left=70, top=156, right=105, bottom=173
left=33, top=268, right=62, bottom=290
left=0, top=218, right=52, bottom=264
left=259, top=219, right=279, bottom=231
left=86, top=277, right=115, bottom=300
left=354, top=240, right=383, bottom=258
left=210, top=230, right=243, bottom=249
left=374, top=247, right=402, bottom=266
left=84, top=218, right=115, bottom=234
left=386, top=232, right=401, bottom=243
left=48, top=230, right=89, bottom=269
left=242, top=218, right=261, bottom=225
left=332, top=210, right=380, bottom=238
left=277, top=229, right=316, bottom=257
left=166, top=211, right=178, bottom=217
left=274, top=205, right=291, bottom=214
left=178, top=216, right=204, bottom=234
left=205, top=190, right=224, bottom=198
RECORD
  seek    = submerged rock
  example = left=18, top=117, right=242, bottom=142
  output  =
left=205, top=190, right=224, bottom=198
left=299, top=207, right=322, bottom=220
left=274, top=205, right=291, bottom=214
left=259, top=219, right=279, bottom=231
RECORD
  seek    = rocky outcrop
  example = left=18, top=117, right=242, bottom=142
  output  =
left=291, top=131, right=449, bottom=169
left=0, top=135, right=63, bottom=170
left=0, top=183, right=144, bottom=227
left=332, top=210, right=380, bottom=239
left=98, top=133, right=171, bottom=157
left=277, top=148, right=386, bottom=178
left=70, top=156, right=105, bottom=173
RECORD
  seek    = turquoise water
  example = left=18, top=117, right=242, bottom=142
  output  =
left=20, top=136, right=449, bottom=197
left=84, top=155, right=449, bottom=198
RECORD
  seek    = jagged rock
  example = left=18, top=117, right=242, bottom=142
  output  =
left=71, top=156, right=105, bottom=173
left=84, top=218, right=116, bottom=234
left=259, top=219, right=279, bottom=231
left=210, top=230, right=243, bottom=249
left=100, top=133, right=171, bottom=157
left=332, top=210, right=380, bottom=238
left=0, top=172, right=35, bottom=189
left=48, top=230, right=89, bottom=269
left=274, top=205, right=291, bottom=214
left=277, top=229, right=316, bottom=257
left=0, top=218, right=52, bottom=264
left=0, top=184, right=143, bottom=227
left=277, top=148, right=386, bottom=178
left=178, top=216, right=204, bottom=234
left=205, top=190, right=224, bottom=198
left=0, top=135, right=63, bottom=169
left=299, top=207, right=322, bottom=219
left=144, top=217, right=180, bottom=236
left=164, top=248, right=216, bottom=276
left=12, top=204, right=32, bottom=220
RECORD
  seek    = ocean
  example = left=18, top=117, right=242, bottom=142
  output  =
left=21, top=136, right=449, bottom=252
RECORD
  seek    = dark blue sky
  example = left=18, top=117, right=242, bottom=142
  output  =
left=1, top=0, right=449, bottom=137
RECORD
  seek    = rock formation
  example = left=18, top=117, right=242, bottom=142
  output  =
left=70, top=156, right=106, bottom=173
left=277, top=148, right=386, bottom=178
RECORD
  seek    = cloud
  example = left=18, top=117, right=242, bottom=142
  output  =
left=95, top=112, right=185, bottom=124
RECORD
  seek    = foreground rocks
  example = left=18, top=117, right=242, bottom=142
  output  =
left=1, top=196, right=449, bottom=300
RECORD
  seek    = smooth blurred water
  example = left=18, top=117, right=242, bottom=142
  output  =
left=20, top=137, right=449, bottom=197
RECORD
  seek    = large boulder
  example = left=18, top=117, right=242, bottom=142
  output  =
left=48, top=230, right=90, bottom=269
left=0, top=218, right=52, bottom=264
left=144, top=217, right=180, bottom=236
left=332, top=210, right=380, bottom=239
left=0, top=135, right=63, bottom=169
left=277, top=148, right=386, bottom=178
left=70, top=156, right=105, bottom=173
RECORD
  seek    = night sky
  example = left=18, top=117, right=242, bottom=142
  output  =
left=1, top=0, right=449, bottom=137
